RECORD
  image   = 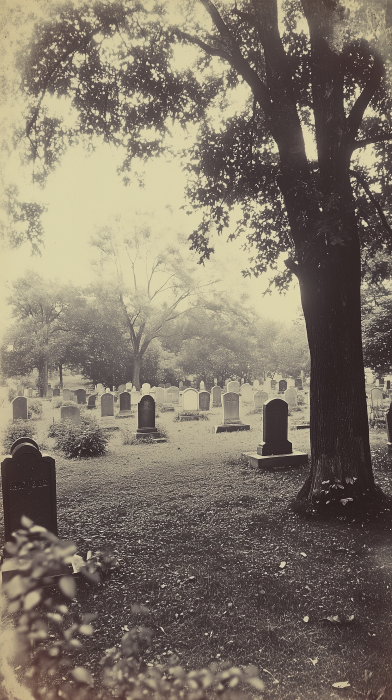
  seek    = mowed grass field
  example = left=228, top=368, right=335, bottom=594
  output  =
left=1, top=396, right=392, bottom=700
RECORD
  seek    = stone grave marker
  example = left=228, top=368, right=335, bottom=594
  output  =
left=126, top=382, right=132, bottom=391
left=47, top=388, right=53, bottom=399
left=87, top=395, right=96, bottom=409
left=215, top=392, right=250, bottom=432
left=179, top=381, right=184, bottom=390
left=271, top=379, right=277, bottom=391
left=387, top=380, right=391, bottom=390
left=387, top=404, right=392, bottom=452
left=53, top=388, right=60, bottom=397
left=75, top=388, right=86, bottom=404
left=254, top=390, right=268, bottom=410
left=135, top=396, right=163, bottom=440
left=243, top=398, right=307, bottom=469
left=155, top=387, right=165, bottom=404
left=62, top=389, right=71, bottom=401
left=27, top=388, right=34, bottom=398
left=295, top=378, right=303, bottom=390
left=118, top=384, right=126, bottom=393
left=287, top=378, right=295, bottom=388
left=253, top=380, right=260, bottom=389
left=200, top=380, right=205, bottom=391
left=227, top=380, right=240, bottom=393
left=1, top=438, right=57, bottom=561
left=278, top=379, right=287, bottom=393
left=284, top=387, right=298, bottom=408
left=240, top=383, right=253, bottom=403
left=167, top=386, right=179, bottom=404
left=371, top=387, right=383, bottom=406
left=214, top=378, right=218, bottom=386
left=13, top=396, right=28, bottom=421
left=17, top=385, right=24, bottom=396
left=141, top=383, right=151, bottom=396
left=101, top=393, right=114, bottom=417
left=61, top=405, right=81, bottom=425
left=199, top=391, right=210, bottom=411
left=118, top=391, right=132, bottom=416
left=182, top=388, right=198, bottom=411
left=212, top=385, right=222, bottom=407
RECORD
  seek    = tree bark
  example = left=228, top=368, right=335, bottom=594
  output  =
left=59, top=363, right=63, bottom=388
left=132, top=355, right=142, bottom=391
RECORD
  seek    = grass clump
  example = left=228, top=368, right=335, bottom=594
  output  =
left=48, top=415, right=109, bottom=458
left=28, top=398, right=43, bottom=420
left=122, top=423, right=168, bottom=445
left=2, top=419, right=36, bottom=453
left=174, top=412, right=209, bottom=421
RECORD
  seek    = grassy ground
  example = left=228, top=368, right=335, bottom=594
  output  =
left=1, top=396, right=392, bottom=700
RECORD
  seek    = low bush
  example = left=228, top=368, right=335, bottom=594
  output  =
left=1, top=518, right=264, bottom=700
left=48, top=415, right=109, bottom=458
left=8, top=387, right=17, bottom=402
left=2, top=419, right=36, bottom=453
left=28, top=399, right=43, bottom=420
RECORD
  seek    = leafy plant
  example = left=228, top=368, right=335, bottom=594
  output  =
left=48, top=416, right=109, bottom=458
left=2, top=419, right=36, bottom=453
left=1, top=518, right=264, bottom=700
left=28, top=399, right=43, bottom=420
left=8, top=387, right=17, bottom=402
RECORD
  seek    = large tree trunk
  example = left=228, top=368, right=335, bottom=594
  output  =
left=59, top=363, right=63, bottom=388
left=132, top=355, right=142, bottom=391
left=293, top=211, right=380, bottom=514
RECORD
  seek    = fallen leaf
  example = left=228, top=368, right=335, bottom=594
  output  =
left=303, top=615, right=309, bottom=623
left=309, top=657, right=318, bottom=666
left=300, top=552, right=307, bottom=557
left=332, top=681, right=350, bottom=688
left=279, top=561, right=286, bottom=569
left=323, top=615, right=340, bottom=623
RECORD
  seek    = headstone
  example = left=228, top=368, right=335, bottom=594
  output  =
left=17, top=385, right=24, bottom=397
left=270, top=379, right=277, bottom=391
left=240, top=383, right=253, bottom=403
left=135, top=396, right=162, bottom=439
left=62, top=389, right=71, bottom=401
left=199, top=380, right=205, bottom=391
left=278, top=379, right=287, bottom=393
left=212, top=385, right=222, bottom=407
left=1, top=439, right=57, bottom=551
left=222, top=392, right=240, bottom=424
left=141, top=383, right=151, bottom=396
left=101, top=393, right=114, bottom=417
left=182, top=388, right=198, bottom=411
left=105, top=387, right=111, bottom=393
left=179, top=381, right=184, bottom=390
left=53, top=388, right=60, bottom=397
left=75, top=388, right=86, bottom=405
left=12, top=397, right=28, bottom=421
left=295, top=378, right=303, bottom=390
left=165, top=383, right=171, bottom=389
left=159, top=383, right=165, bottom=388
left=214, top=378, right=218, bottom=386
left=263, top=379, right=272, bottom=392
left=167, top=386, right=179, bottom=404
left=119, top=391, right=131, bottom=412
left=227, top=380, right=240, bottom=393
left=253, top=380, right=260, bottom=390
left=254, top=390, right=268, bottom=410
left=284, top=387, right=298, bottom=408
left=199, top=391, right=210, bottom=411
left=47, top=388, right=53, bottom=399
left=371, top=387, right=383, bottom=407
left=96, top=383, right=104, bottom=394
left=386, top=380, right=391, bottom=390
left=117, top=384, right=126, bottom=393
left=387, top=404, right=392, bottom=452
left=87, top=395, right=96, bottom=409
left=224, top=379, right=229, bottom=387
left=60, top=405, right=81, bottom=425
left=126, top=382, right=132, bottom=391
left=155, top=387, right=165, bottom=404
left=27, top=388, right=34, bottom=398
left=259, top=399, right=292, bottom=455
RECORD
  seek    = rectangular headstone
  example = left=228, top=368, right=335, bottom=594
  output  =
left=12, top=396, right=28, bottom=421
left=53, top=388, right=60, bottom=397
left=62, top=389, right=71, bottom=401
left=101, top=393, right=114, bottom=417
left=155, top=387, right=165, bottom=404
left=87, top=395, right=97, bottom=409
left=141, top=383, right=151, bottom=396
left=212, top=386, right=222, bottom=407
left=75, top=388, right=86, bottom=404
left=284, top=387, right=298, bottom=408
left=167, top=387, right=179, bottom=404
left=199, top=391, right=210, bottom=411
left=60, top=405, right=81, bottom=425
left=259, top=398, right=292, bottom=455
left=240, top=383, right=253, bottom=403
left=278, top=379, right=287, bottom=393
left=227, top=380, right=240, bottom=394
left=182, top=388, right=199, bottom=411
left=119, top=391, right=131, bottom=412
left=223, top=392, right=240, bottom=424
left=254, top=390, right=268, bottom=410
left=1, top=439, right=57, bottom=545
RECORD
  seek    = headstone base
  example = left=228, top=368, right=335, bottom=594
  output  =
left=212, top=402, right=222, bottom=408
left=243, top=451, right=308, bottom=470
left=257, top=440, right=292, bottom=456
left=296, top=423, right=310, bottom=430
left=215, top=423, right=250, bottom=433
left=116, top=410, right=133, bottom=418
left=135, top=428, right=162, bottom=439
left=160, top=406, right=175, bottom=412
left=177, top=411, right=200, bottom=421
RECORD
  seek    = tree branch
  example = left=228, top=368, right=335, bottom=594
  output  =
left=352, top=133, right=392, bottom=150
left=172, top=28, right=229, bottom=59
left=350, top=169, right=392, bottom=239
left=346, top=52, right=384, bottom=141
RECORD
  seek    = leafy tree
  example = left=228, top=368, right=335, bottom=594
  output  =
left=0, top=271, right=86, bottom=396
left=362, top=287, right=392, bottom=374
left=269, top=318, right=310, bottom=379
left=11, top=0, right=392, bottom=511
left=90, top=220, right=215, bottom=389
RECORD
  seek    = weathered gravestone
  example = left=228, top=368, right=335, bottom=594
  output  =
left=182, top=388, right=199, bottom=411
left=61, top=405, right=81, bottom=425
left=135, top=396, right=163, bottom=440
left=243, top=398, right=308, bottom=469
left=227, top=380, right=240, bottom=394
left=270, top=379, right=277, bottom=391
left=254, top=390, right=268, bottom=410
left=387, top=380, right=391, bottom=390
left=17, top=385, right=24, bottom=396
left=278, top=379, right=287, bottom=393
left=101, top=393, right=114, bottom=417
left=167, top=386, right=180, bottom=404
left=284, top=387, right=298, bottom=408
left=13, top=396, right=28, bottom=421
left=199, top=391, right=210, bottom=411
left=118, top=384, right=126, bottom=393
left=87, top=395, right=97, bottom=409
left=200, top=380, right=206, bottom=391
left=141, top=383, right=151, bottom=396
left=53, top=388, right=60, bottom=397
left=126, top=382, right=133, bottom=391
left=179, top=381, right=184, bottom=390
left=75, top=388, right=86, bottom=405
left=295, top=378, right=303, bottom=390
left=27, top=388, right=34, bottom=398
left=62, top=389, right=71, bottom=401
left=215, top=392, right=250, bottom=433
left=212, top=385, right=222, bottom=407
left=118, top=391, right=132, bottom=416
left=253, top=380, right=260, bottom=390
left=386, top=404, right=392, bottom=453
left=240, top=383, right=253, bottom=404
left=155, top=387, right=165, bottom=404
left=47, top=388, right=53, bottom=399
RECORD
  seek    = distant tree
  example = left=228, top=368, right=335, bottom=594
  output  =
left=362, top=288, right=392, bottom=374
left=269, top=318, right=310, bottom=378
left=90, top=220, right=215, bottom=389
left=0, top=272, right=86, bottom=396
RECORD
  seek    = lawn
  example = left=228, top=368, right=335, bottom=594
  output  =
left=1, top=398, right=392, bottom=700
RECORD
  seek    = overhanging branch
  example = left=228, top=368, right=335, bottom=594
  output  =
left=350, top=169, right=392, bottom=239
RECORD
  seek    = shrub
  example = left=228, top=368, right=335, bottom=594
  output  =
left=49, top=415, right=109, bottom=458
left=1, top=518, right=264, bottom=700
left=8, top=387, right=17, bottom=402
left=28, top=398, right=43, bottom=420
left=2, top=419, right=36, bottom=453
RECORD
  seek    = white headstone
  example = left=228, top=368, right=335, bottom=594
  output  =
left=240, top=383, right=253, bottom=403
left=284, top=387, right=298, bottom=408
left=182, top=388, right=198, bottom=411
left=227, top=380, right=240, bottom=393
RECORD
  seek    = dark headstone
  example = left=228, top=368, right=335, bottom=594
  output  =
left=53, top=388, right=60, bottom=397
left=387, top=380, right=391, bottom=390
left=1, top=439, right=57, bottom=547
left=12, top=396, right=28, bottom=421
left=119, top=391, right=131, bottom=411
left=295, top=378, right=303, bottom=390
left=387, top=403, right=392, bottom=445
left=212, top=386, right=222, bottom=407
left=138, top=395, right=155, bottom=429
left=258, top=398, right=292, bottom=456
left=278, top=380, right=287, bottom=393
left=101, top=393, right=114, bottom=417
left=75, top=388, right=86, bottom=404
left=87, top=395, right=97, bottom=409
left=199, top=391, right=210, bottom=411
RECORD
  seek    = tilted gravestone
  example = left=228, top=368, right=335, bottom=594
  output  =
left=284, top=387, right=298, bottom=408
left=101, top=393, right=114, bottom=417
left=199, top=391, right=210, bottom=411
left=278, top=379, right=287, bottom=393
left=215, top=392, right=250, bottom=433
left=61, top=405, right=81, bottom=425
left=242, top=398, right=307, bottom=469
left=118, top=384, right=126, bottom=393
left=75, top=388, right=86, bottom=404
left=254, top=390, right=268, bottom=410
left=87, top=395, right=97, bottom=409
left=212, top=385, right=222, bottom=407
left=1, top=438, right=57, bottom=546
left=13, top=396, right=28, bottom=421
